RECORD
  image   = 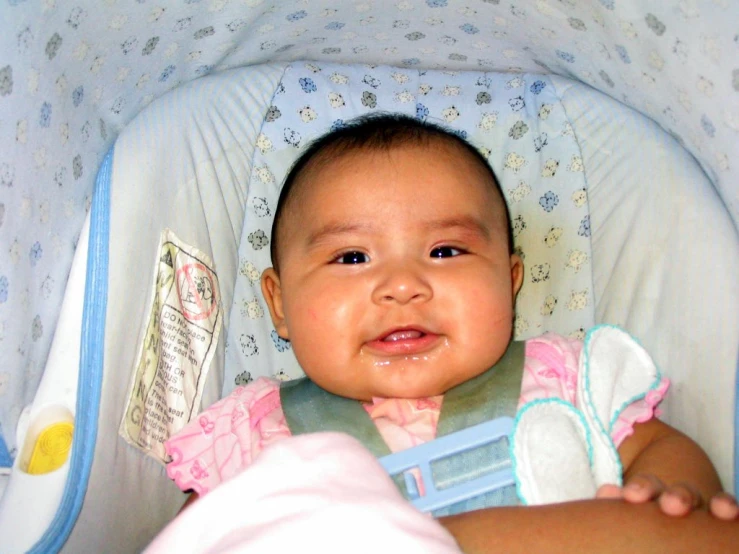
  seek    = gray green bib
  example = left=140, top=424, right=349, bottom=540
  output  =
left=280, top=340, right=525, bottom=515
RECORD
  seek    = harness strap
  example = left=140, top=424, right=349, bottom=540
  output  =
left=280, top=376, right=392, bottom=458
left=437, top=340, right=525, bottom=436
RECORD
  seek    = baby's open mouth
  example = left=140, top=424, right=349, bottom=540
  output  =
left=365, top=327, right=439, bottom=356
left=381, top=329, right=426, bottom=342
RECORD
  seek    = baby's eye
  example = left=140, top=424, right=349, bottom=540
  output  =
left=430, top=246, right=464, bottom=258
left=334, top=251, right=369, bottom=264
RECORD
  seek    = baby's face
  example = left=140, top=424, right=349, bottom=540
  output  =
left=262, top=142, right=523, bottom=401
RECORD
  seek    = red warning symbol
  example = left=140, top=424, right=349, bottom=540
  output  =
left=175, top=263, right=217, bottom=321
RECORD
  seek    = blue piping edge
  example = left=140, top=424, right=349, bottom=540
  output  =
left=735, top=344, right=739, bottom=495
left=0, top=426, right=12, bottom=468
left=510, top=397, right=593, bottom=506
left=29, top=147, right=113, bottom=554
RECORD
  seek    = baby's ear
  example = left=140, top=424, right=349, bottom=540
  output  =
left=510, top=253, right=524, bottom=297
left=261, top=268, right=289, bottom=340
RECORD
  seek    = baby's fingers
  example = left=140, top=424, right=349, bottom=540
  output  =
left=657, top=483, right=702, bottom=517
left=595, top=484, right=623, bottom=500
left=622, top=474, right=666, bottom=504
left=709, top=493, right=739, bottom=521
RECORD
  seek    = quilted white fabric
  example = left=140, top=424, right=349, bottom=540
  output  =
left=555, top=76, right=739, bottom=487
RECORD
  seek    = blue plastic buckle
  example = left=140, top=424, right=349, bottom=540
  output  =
left=378, top=417, right=515, bottom=513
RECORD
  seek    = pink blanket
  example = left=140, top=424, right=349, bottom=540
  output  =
left=146, top=433, right=460, bottom=553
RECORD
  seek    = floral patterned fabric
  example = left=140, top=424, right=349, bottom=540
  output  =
left=0, top=0, right=736, bottom=463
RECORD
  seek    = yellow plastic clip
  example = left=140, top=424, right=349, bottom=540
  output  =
left=26, top=422, right=74, bottom=475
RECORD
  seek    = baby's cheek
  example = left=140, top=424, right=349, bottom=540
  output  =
left=462, top=295, right=515, bottom=352
left=460, top=286, right=510, bottom=319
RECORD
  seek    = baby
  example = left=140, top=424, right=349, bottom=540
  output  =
left=165, top=114, right=737, bottom=550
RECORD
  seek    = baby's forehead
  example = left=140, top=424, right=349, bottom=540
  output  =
left=285, top=142, right=507, bottom=231
left=298, top=138, right=494, bottom=192
left=272, top=134, right=512, bottom=266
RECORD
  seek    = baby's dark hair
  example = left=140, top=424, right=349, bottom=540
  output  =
left=269, top=113, right=513, bottom=272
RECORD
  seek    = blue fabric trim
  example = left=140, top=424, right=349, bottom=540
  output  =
left=510, top=398, right=593, bottom=506
left=734, top=345, right=739, bottom=494
left=0, top=426, right=12, bottom=468
left=28, top=147, right=113, bottom=554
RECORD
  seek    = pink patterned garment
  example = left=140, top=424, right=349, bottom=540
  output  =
left=165, top=333, right=668, bottom=496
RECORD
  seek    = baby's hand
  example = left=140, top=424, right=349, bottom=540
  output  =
left=596, top=475, right=739, bottom=520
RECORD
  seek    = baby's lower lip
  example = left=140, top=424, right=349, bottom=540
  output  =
left=364, top=333, right=441, bottom=356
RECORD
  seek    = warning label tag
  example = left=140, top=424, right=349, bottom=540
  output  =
left=119, top=229, right=222, bottom=464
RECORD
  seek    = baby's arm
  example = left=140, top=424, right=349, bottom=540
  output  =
left=439, top=417, right=737, bottom=552
left=597, top=475, right=739, bottom=519
left=608, top=416, right=738, bottom=518
left=439, top=497, right=738, bottom=554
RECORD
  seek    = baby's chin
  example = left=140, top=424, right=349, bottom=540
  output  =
left=363, top=379, right=455, bottom=401
left=319, top=381, right=447, bottom=402
left=306, top=362, right=489, bottom=401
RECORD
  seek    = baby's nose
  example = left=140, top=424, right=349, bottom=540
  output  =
left=372, top=264, right=433, bottom=305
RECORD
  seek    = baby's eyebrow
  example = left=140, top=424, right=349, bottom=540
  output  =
left=304, top=216, right=492, bottom=247
left=423, top=216, right=492, bottom=239
left=305, top=222, right=375, bottom=247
